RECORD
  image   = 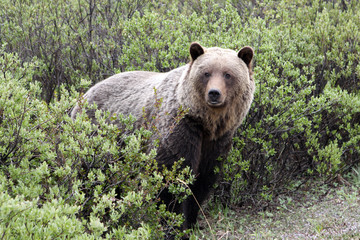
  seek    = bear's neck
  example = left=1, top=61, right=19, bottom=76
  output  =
left=199, top=106, right=240, bottom=140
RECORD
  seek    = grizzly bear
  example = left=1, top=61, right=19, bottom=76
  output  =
left=71, top=43, right=255, bottom=230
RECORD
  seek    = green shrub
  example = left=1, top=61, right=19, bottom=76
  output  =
left=0, top=47, right=193, bottom=239
left=222, top=0, right=360, bottom=205
left=0, top=0, right=359, bottom=235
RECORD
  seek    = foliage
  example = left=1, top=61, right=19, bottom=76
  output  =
left=224, top=0, right=360, bottom=205
left=0, top=0, right=359, bottom=237
left=0, top=48, right=193, bottom=239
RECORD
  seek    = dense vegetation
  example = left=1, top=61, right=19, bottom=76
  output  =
left=1, top=0, right=359, bottom=238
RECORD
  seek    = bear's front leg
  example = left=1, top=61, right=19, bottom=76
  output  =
left=182, top=174, right=216, bottom=229
left=155, top=117, right=204, bottom=222
left=182, top=132, right=233, bottom=229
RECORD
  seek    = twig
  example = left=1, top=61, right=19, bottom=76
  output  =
left=177, top=178, right=216, bottom=240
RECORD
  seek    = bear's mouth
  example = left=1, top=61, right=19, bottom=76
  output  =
left=207, top=101, right=225, bottom=108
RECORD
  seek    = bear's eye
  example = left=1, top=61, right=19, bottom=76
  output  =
left=204, top=72, right=211, bottom=78
left=224, top=73, right=231, bottom=79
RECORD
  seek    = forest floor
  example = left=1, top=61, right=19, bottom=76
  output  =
left=194, top=178, right=360, bottom=239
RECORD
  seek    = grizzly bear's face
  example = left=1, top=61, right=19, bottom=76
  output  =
left=188, top=43, right=254, bottom=110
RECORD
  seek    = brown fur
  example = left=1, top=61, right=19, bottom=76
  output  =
left=71, top=43, right=255, bottom=231
left=178, top=44, right=254, bottom=139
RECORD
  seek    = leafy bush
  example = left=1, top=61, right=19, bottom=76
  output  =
left=0, top=47, right=193, bottom=239
left=222, top=0, right=360, bottom=205
left=0, top=0, right=360, bottom=237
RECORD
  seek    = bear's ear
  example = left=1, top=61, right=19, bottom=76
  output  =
left=190, top=42, right=205, bottom=62
left=238, top=46, right=254, bottom=68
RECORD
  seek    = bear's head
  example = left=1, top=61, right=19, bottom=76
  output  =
left=178, top=42, right=254, bottom=138
left=188, top=42, right=253, bottom=109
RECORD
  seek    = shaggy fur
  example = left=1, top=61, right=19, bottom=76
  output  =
left=71, top=42, right=255, bottom=230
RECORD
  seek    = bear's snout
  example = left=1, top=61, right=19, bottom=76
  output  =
left=204, top=73, right=227, bottom=107
left=208, top=89, right=221, bottom=102
left=207, top=88, right=224, bottom=107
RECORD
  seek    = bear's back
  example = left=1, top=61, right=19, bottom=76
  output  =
left=71, top=66, right=187, bottom=129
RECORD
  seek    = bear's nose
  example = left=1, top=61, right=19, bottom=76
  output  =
left=208, top=89, right=221, bottom=103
